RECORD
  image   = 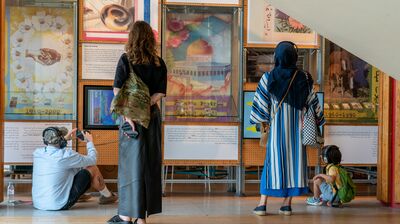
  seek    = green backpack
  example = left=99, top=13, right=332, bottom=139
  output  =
left=329, top=165, right=356, bottom=203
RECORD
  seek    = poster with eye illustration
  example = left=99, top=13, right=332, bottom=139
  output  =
left=4, top=6, right=77, bottom=120
left=83, top=0, right=159, bottom=42
left=246, top=0, right=318, bottom=47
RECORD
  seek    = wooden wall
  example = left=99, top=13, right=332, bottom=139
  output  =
left=377, top=73, right=392, bottom=203
left=0, top=0, right=5, bottom=202
left=377, top=73, right=400, bottom=206
left=395, top=82, right=400, bottom=203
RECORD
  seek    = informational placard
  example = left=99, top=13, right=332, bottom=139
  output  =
left=4, top=122, right=73, bottom=163
left=82, top=43, right=125, bottom=80
left=247, top=0, right=318, bottom=47
left=324, top=125, right=377, bottom=164
left=165, top=0, right=240, bottom=5
left=164, top=125, right=239, bottom=160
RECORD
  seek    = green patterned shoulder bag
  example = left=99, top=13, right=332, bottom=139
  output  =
left=110, top=59, right=151, bottom=128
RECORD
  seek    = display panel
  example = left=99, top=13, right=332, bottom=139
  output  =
left=4, top=2, right=77, bottom=120
left=163, top=6, right=240, bottom=122
left=243, top=91, right=259, bottom=139
left=324, top=40, right=379, bottom=124
left=81, top=43, right=125, bottom=80
left=246, top=0, right=318, bottom=47
left=83, top=0, right=158, bottom=42
left=245, top=48, right=311, bottom=83
left=4, top=122, right=73, bottom=163
left=83, top=86, right=118, bottom=129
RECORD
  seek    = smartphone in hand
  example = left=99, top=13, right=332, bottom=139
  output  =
left=121, top=122, right=139, bottom=138
left=76, top=130, right=91, bottom=141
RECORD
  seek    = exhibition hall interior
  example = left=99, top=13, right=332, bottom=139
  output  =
left=0, top=0, right=400, bottom=223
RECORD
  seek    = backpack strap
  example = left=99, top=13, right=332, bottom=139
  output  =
left=328, top=164, right=341, bottom=206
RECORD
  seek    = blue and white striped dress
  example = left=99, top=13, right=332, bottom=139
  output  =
left=250, top=72, right=325, bottom=197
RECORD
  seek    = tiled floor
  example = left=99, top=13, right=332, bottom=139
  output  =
left=0, top=193, right=399, bottom=224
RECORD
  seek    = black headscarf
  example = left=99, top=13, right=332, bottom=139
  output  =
left=267, top=41, right=312, bottom=110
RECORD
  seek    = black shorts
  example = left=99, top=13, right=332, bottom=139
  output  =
left=60, top=169, right=91, bottom=210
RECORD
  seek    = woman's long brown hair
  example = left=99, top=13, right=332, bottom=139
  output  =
left=125, top=21, right=160, bottom=66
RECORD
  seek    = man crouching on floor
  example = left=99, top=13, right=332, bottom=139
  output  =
left=32, top=127, right=118, bottom=210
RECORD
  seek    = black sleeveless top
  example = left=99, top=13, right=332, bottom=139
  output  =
left=113, top=53, right=167, bottom=96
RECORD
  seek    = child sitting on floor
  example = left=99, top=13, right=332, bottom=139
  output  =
left=307, top=145, right=355, bottom=207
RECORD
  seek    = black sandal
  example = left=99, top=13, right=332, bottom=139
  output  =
left=107, top=215, right=134, bottom=224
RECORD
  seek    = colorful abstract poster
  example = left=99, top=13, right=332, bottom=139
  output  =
left=83, top=0, right=158, bottom=41
left=323, top=41, right=379, bottom=124
left=5, top=6, right=77, bottom=120
left=84, top=86, right=118, bottom=129
left=165, top=11, right=232, bottom=97
left=164, top=9, right=234, bottom=121
left=243, top=91, right=260, bottom=139
left=247, top=0, right=318, bottom=47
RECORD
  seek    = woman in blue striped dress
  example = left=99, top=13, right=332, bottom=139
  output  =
left=250, top=41, right=325, bottom=216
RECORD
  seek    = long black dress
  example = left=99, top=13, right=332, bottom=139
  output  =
left=114, top=53, right=167, bottom=219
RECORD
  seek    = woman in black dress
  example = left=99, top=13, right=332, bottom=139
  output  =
left=108, top=21, right=167, bottom=224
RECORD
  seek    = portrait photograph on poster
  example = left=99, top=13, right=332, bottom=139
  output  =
left=324, top=40, right=379, bottom=124
left=246, top=0, right=318, bottom=47
left=84, top=86, right=118, bottom=129
left=82, top=0, right=158, bottom=41
left=4, top=5, right=77, bottom=120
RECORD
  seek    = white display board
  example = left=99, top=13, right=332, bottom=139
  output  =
left=82, top=43, right=125, bottom=80
left=164, top=125, right=239, bottom=160
left=4, top=122, right=73, bottom=163
left=324, top=125, right=378, bottom=164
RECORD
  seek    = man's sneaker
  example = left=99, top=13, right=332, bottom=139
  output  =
left=306, top=197, right=323, bottom=206
left=77, top=194, right=92, bottom=202
left=278, top=206, right=292, bottom=216
left=107, top=215, right=133, bottom=224
left=253, top=205, right=267, bottom=216
left=99, top=193, right=118, bottom=205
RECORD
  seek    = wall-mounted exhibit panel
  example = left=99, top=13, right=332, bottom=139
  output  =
left=4, top=122, right=73, bottom=163
left=162, top=5, right=241, bottom=122
left=323, top=40, right=380, bottom=124
left=4, top=0, right=77, bottom=120
left=246, top=0, right=319, bottom=48
left=82, top=0, right=159, bottom=42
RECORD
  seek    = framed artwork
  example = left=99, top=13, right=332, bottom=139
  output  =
left=163, top=6, right=240, bottom=122
left=82, top=0, right=158, bottom=42
left=243, top=91, right=260, bottom=139
left=83, top=86, right=118, bottom=129
left=245, top=48, right=312, bottom=83
left=246, top=0, right=319, bottom=48
left=4, top=4, right=77, bottom=120
left=323, top=41, right=379, bottom=124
